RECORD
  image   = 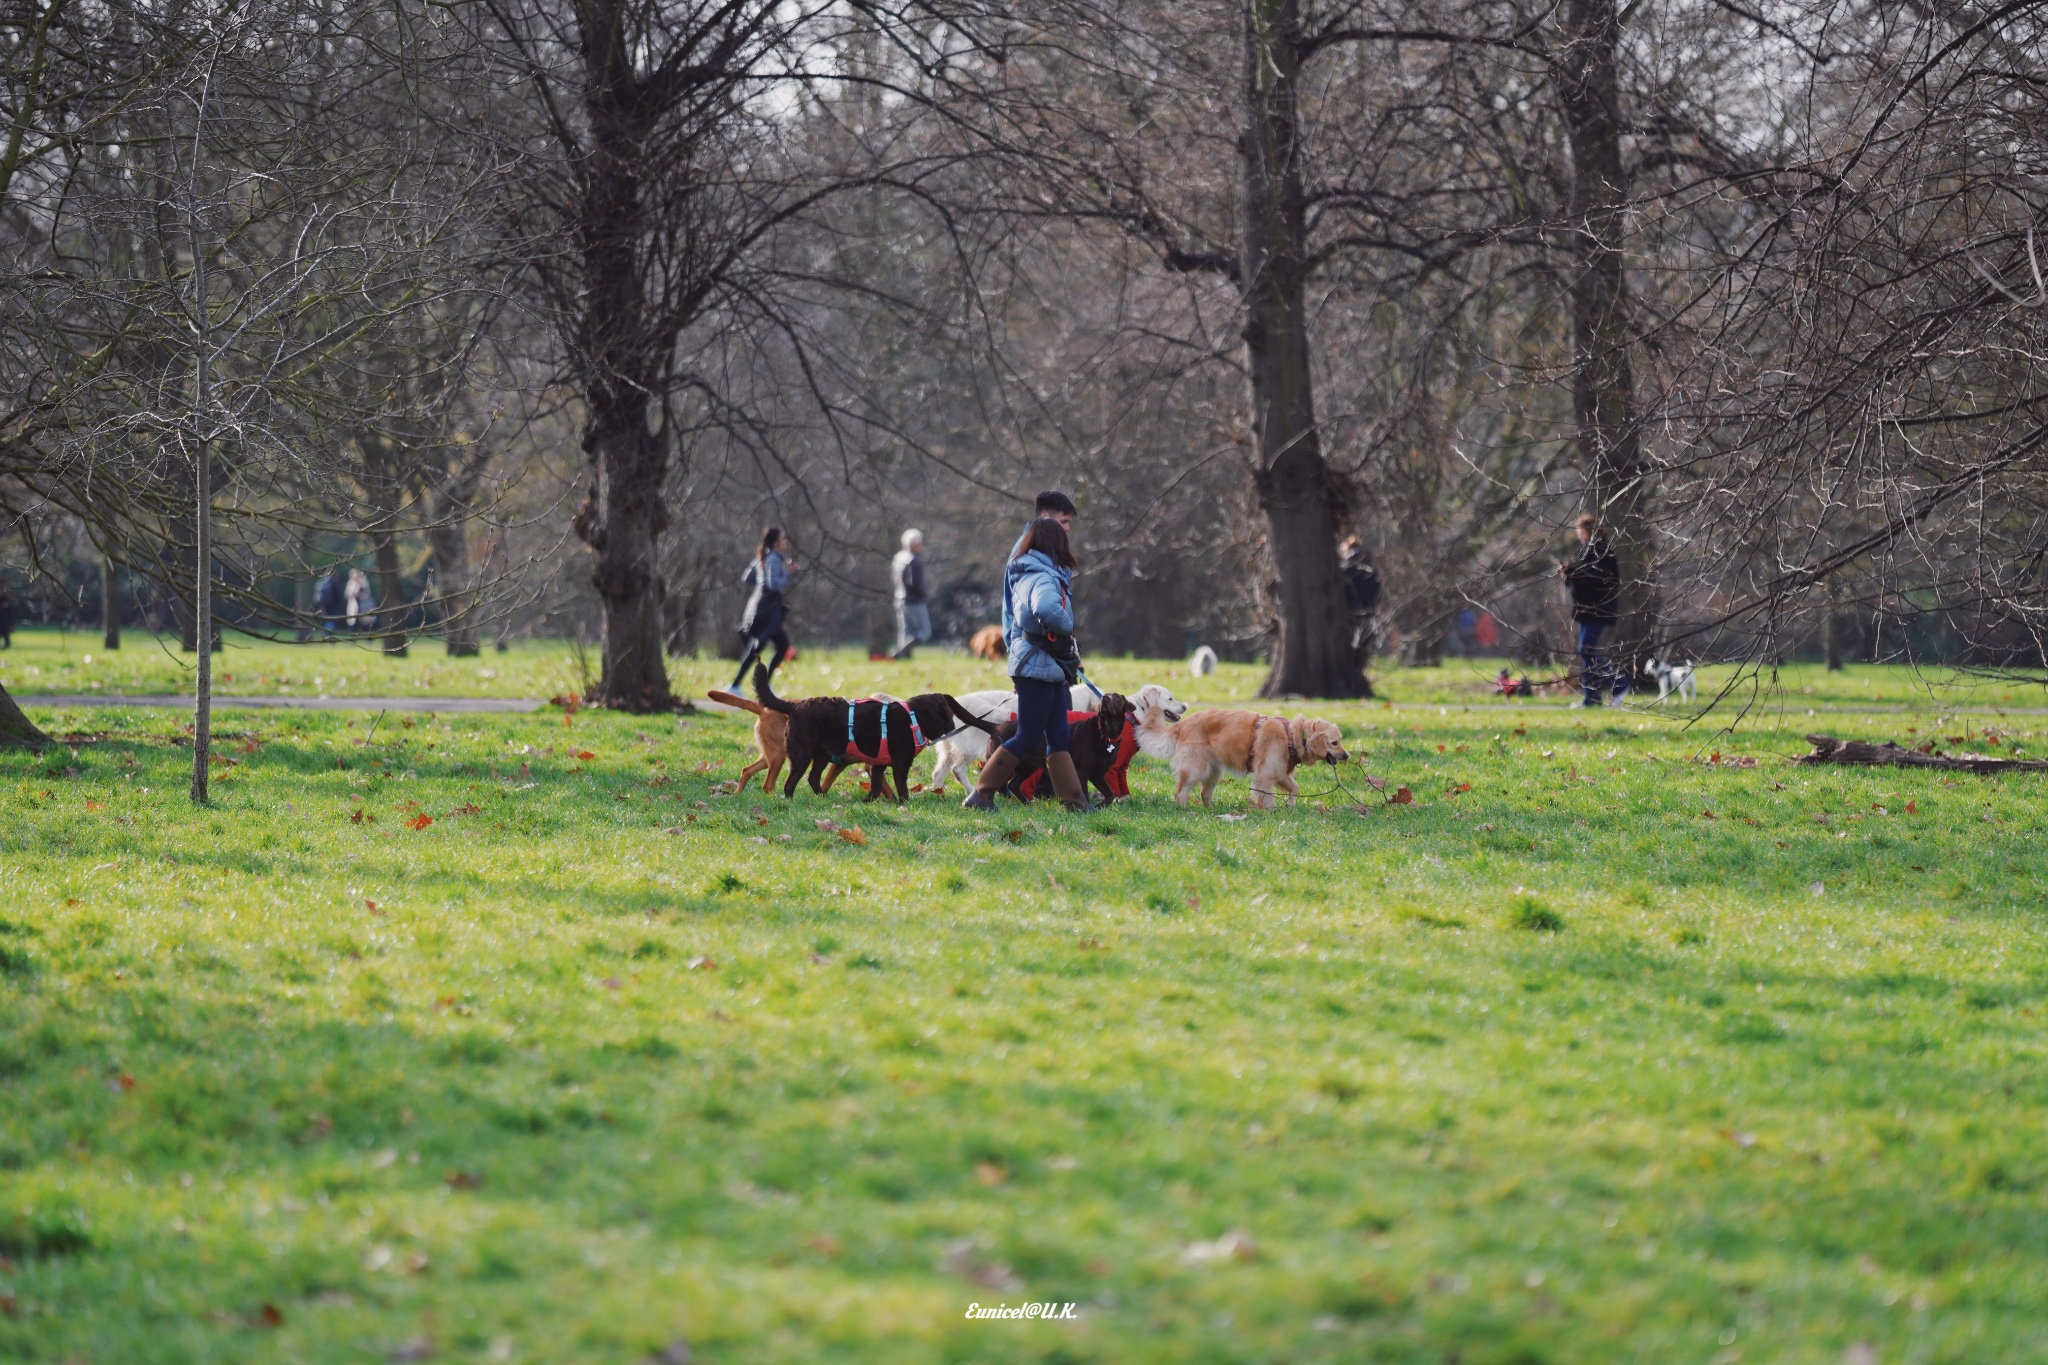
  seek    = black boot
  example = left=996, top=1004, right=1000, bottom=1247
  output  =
left=962, top=746, right=1021, bottom=810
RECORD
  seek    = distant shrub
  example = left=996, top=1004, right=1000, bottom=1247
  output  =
left=1509, top=898, right=1564, bottom=933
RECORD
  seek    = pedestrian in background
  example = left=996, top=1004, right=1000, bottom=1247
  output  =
left=315, top=566, right=346, bottom=639
left=345, top=568, right=376, bottom=634
left=1339, top=537, right=1380, bottom=661
left=892, top=529, right=930, bottom=660
left=1561, top=514, right=1626, bottom=706
left=732, top=526, right=796, bottom=689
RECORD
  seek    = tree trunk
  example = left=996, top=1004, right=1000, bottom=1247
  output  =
left=1559, top=0, right=1653, bottom=681
left=431, top=518, right=478, bottom=656
left=0, top=685, right=50, bottom=746
left=1823, top=580, right=1843, bottom=670
left=1239, top=0, right=1364, bottom=699
left=569, top=9, right=674, bottom=711
left=101, top=556, right=120, bottom=650
left=372, top=528, right=407, bottom=657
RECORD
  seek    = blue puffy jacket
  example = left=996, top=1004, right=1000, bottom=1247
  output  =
left=1002, top=548, right=1075, bottom=684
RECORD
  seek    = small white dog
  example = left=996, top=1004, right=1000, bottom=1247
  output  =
left=927, top=682, right=1187, bottom=794
left=1189, top=645, right=1218, bottom=677
left=1647, top=658, right=1697, bottom=703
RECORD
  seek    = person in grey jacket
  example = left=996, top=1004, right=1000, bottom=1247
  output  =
left=963, top=516, right=1092, bottom=812
left=732, top=526, right=797, bottom=689
left=891, top=529, right=929, bottom=660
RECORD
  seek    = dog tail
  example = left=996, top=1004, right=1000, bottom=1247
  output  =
left=753, top=664, right=797, bottom=715
left=707, top=689, right=765, bottom=716
left=945, top=695, right=1003, bottom=736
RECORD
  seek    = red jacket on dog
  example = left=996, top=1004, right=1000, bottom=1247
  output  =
left=1014, top=709, right=1138, bottom=801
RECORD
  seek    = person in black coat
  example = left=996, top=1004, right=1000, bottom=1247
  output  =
left=1561, top=513, right=1626, bottom=706
left=1339, top=537, right=1381, bottom=659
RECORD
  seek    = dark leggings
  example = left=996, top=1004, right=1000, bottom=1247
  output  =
left=732, top=627, right=789, bottom=690
left=1003, top=676, right=1071, bottom=758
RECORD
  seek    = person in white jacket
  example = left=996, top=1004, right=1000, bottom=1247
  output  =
left=891, top=529, right=930, bottom=660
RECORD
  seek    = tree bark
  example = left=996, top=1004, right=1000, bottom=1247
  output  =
left=1240, top=0, right=1364, bottom=699
left=1559, top=0, right=1653, bottom=679
left=568, top=1, right=674, bottom=711
left=430, top=518, right=477, bottom=656
left=101, top=555, right=120, bottom=650
left=0, top=686, right=50, bottom=746
left=1823, top=580, right=1843, bottom=670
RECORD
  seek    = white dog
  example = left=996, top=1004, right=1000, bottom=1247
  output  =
left=1189, top=645, right=1218, bottom=677
left=1647, top=658, right=1697, bottom=703
left=927, top=682, right=1187, bottom=794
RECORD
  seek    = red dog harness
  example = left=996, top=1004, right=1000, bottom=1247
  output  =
left=1015, top=709, right=1137, bottom=800
left=832, top=698, right=926, bottom=767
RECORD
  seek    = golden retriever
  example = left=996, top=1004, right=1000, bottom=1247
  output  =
left=1134, top=703, right=1347, bottom=810
left=968, top=624, right=1006, bottom=661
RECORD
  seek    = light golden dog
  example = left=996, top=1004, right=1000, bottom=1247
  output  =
left=1134, top=703, right=1347, bottom=809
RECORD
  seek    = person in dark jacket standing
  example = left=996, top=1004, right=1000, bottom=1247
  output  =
left=314, top=566, right=346, bottom=639
left=964, top=515, right=1091, bottom=813
left=1339, top=537, right=1380, bottom=659
left=732, top=526, right=797, bottom=690
left=1561, top=513, right=1626, bottom=706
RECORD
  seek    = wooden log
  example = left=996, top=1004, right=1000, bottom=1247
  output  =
left=1799, top=734, right=2048, bottom=774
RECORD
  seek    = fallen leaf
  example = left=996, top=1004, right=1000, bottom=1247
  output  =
left=405, top=814, right=433, bottom=831
left=1002, top=829, right=1024, bottom=842
left=257, top=1303, right=284, bottom=1327
left=444, top=1170, right=484, bottom=1190
left=753, top=813, right=769, bottom=826
left=814, top=818, right=837, bottom=832
left=1216, top=812, right=1248, bottom=822
left=687, top=956, right=718, bottom=971
left=837, top=827, right=868, bottom=846
left=1723, top=1130, right=1757, bottom=1149
left=602, top=977, right=623, bottom=990
left=1390, top=786, right=1414, bottom=805
left=975, top=1160, right=1009, bottom=1186
left=365, top=899, right=378, bottom=912
left=405, top=1252, right=431, bottom=1275
left=1905, top=800, right=1917, bottom=814
left=1452, top=782, right=1471, bottom=794
left=110, top=1073, right=136, bottom=1093
left=1179, top=1229, right=1258, bottom=1265
left=804, top=1232, right=843, bottom=1257
left=694, top=760, right=712, bottom=774
left=1364, top=774, right=1388, bottom=791
left=363, top=1244, right=395, bottom=1272
left=574, top=750, right=596, bottom=761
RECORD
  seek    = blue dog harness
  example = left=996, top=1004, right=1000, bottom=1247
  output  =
left=833, top=698, right=926, bottom=767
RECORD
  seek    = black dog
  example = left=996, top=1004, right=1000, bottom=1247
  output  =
left=754, top=665, right=998, bottom=804
left=988, top=692, right=1135, bottom=805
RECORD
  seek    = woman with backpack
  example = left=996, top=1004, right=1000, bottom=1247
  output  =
left=731, top=526, right=797, bottom=690
left=963, top=515, right=1092, bottom=813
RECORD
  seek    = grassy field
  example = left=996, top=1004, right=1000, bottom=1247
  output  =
left=9, top=625, right=2048, bottom=714
left=5, top=649, right=2048, bottom=1362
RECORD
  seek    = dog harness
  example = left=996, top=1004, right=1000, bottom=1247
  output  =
left=833, top=698, right=926, bottom=767
left=1014, top=709, right=1136, bottom=801
left=1248, top=715, right=1304, bottom=772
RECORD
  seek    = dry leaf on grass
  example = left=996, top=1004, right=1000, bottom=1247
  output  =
left=1390, top=787, right=1414, bottom=805
left=1179, top=1229, right=1258, bottom=1265
left=837, top=827, right=868, bottom=846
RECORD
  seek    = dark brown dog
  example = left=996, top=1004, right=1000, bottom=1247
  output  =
left=753, top=665, right=999, bottom=804
left=988, top=692, right=1136, bottom=805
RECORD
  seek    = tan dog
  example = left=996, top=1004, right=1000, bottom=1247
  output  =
left=968, top=624, right=1006, bottom=661
left=706, top=690, right=844, bottom=795
left=1134, top=704, right=1346, bottom=810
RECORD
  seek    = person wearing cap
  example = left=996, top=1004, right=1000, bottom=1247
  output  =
left=891, top=529, right=930, bottom=660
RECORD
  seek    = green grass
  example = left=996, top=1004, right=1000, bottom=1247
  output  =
left=11, top=625, right=2048, bottom=714
left=6, top=651, right=2048, bottom=1361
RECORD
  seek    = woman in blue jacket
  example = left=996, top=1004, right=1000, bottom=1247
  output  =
left=963, top=516, right=1092, bottom=812
left=731, top=526, right=797, bottom=690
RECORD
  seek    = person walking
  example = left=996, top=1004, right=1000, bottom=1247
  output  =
left=1561, top=513, right=1626, bottom=706
left=964, top=515, right=1092, bottom=812
left=345, top=568, right=376, bottom=634
left=1339, top=537, right=1380, bottom=660
left=732, top=526, right=797, bottom=690
left=891, top=529, right=930, bottom=660
left=314, top=566, right=346, bottom=639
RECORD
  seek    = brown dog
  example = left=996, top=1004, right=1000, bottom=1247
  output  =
left=706, top=689, right=844, bottom=796
left=1134, top=704, right=1346, bottom=810
left=969, top=625, right=1006, bottom=661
